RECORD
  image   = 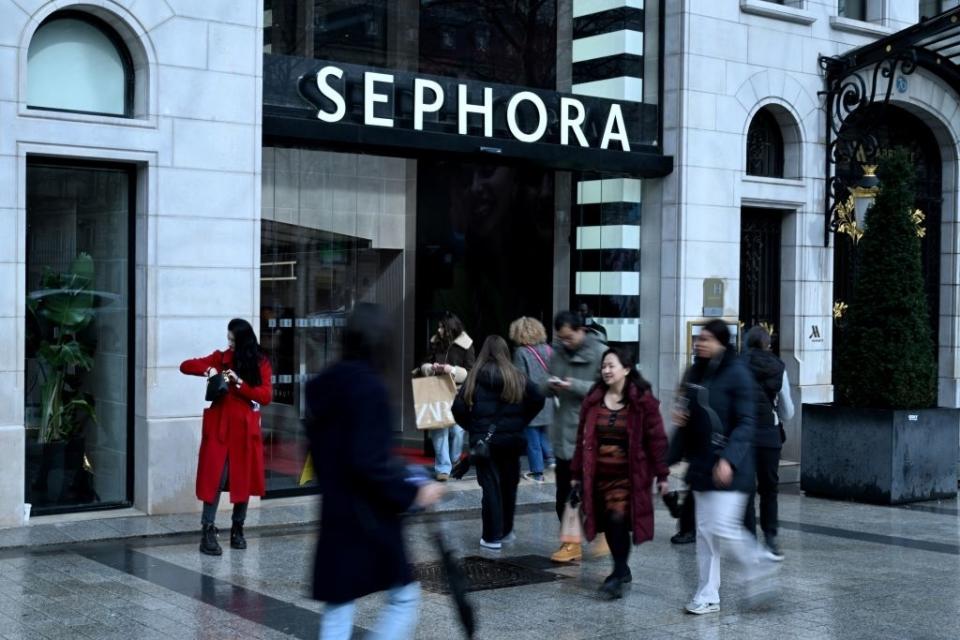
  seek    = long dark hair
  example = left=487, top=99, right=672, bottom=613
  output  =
left=462, top=335, right=526, bottom=406
left=228, top=318, right=264, bottom=386
left=598, top=347, right=651, bottom=399
left=437, top=311, right=465, bottom=349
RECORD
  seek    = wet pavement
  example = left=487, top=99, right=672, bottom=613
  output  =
left=0, top=482, right=959, bottom=639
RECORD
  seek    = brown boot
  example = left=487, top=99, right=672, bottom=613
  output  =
left=550, top=542, right=582, bottom=563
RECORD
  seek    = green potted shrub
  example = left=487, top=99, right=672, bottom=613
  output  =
left=802, top=148, right=958, bottom=504
left=25, top=253, right=99, bottom=506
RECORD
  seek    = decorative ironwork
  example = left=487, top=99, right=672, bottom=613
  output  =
left=739, top=209, right=782, bottom=353
left=833, top=301, right=848, bottom=320
left=820, top=6, right=960, bottom=247
left=820, top=48, right=918, bottom=246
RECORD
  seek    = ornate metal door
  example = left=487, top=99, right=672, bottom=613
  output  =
left=740, top=208, right=782, bottom=353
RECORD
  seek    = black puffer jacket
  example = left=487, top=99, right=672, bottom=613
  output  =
left=452, top=365, right=545, bottom=451
left=744, top=348, right=785, bottom=449
left=674, top=348, right=756, bottom=493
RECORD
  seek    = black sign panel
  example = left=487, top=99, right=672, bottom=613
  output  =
left=263, top=54, right=671, bottom=176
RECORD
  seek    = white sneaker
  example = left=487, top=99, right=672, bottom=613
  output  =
left=685, top=601, right=720, bottom=615
left=501, top=532, right=517, bottom=544
left=480, top=538, right=502, bottom=550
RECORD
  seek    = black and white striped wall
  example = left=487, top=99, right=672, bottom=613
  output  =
left=571, top=0, right=645, bottom=346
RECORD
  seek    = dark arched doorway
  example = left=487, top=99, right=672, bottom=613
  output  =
left=834, top=104, right=942, bottom=365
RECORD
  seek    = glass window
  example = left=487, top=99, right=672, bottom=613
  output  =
left=260, top=147, right=411, bottom=495
left=838, top=0, right=867, bottom=20
left=264, top=0, right=557, bottom=90
left=415, top=160, right=556, bottom=353
left=25, top=159, right=133, bottom=514
left=919, top=0, right=943, bottom=19
left=27, top=14, right=132, bottom=117
left=747, top=108, right=785, bottom=178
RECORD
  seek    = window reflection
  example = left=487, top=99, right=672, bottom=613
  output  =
left=264, top=0, right=557, bottom=89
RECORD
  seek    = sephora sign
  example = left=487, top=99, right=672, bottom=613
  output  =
left=295, top=62, right=651, bottom=153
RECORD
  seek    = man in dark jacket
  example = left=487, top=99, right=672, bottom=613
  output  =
left=674, top=320, right=777, bottom=615
left=306, top=305, right=444, bottom=639
left=742, top=326, right=788, bottom=561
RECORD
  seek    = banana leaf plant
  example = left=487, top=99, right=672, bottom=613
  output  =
left=26, top=253, right=98, bottom=443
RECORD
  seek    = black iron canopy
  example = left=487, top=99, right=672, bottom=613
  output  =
left=820, top=7, right=960, bottom=246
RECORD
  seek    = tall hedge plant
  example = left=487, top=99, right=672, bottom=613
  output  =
left=835, top=148, right=936, bottom=408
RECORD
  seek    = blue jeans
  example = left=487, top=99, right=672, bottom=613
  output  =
left=319, top=582, right=420, bottom=640
left=524, top=425, right=553, bottom=474
left=431, top=425, right=464, bottom=475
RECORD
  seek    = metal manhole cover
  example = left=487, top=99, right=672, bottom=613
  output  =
left=413, top=555, right=566, bottom=594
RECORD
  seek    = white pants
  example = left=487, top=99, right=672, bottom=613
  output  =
left=692, top=490, right=769, bottom=605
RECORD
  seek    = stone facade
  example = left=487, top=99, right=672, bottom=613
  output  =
left=647, top=0, right=960, bottom=463
left=0, top=0, right=262, bottom=527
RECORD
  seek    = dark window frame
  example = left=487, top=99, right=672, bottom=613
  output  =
left=746, top=108, right=785, bottom=178
left=27, top=10, right=136, bottom=118
left=838, top=0, right=868, bottom=21
left=25, top=155, right=137, bottom=515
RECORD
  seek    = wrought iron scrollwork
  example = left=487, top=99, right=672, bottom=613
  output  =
left=820, top=48, right=919, bottom=245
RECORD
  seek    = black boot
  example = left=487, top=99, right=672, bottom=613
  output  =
left=598, top=574, right=624, bottom=600
left=230, top=523, right=247, bottom=550
left=200, top=524, right=222, bottom=556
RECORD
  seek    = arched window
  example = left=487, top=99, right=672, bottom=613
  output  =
left=27, top=12, right=133, bottom=117
left=746, top=108, right=785, bottom=178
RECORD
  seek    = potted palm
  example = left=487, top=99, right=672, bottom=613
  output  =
left=25, top=253, right=99, bottom=506
left=801, top=148, right=958, bottom=504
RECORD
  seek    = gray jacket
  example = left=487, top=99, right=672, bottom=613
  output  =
left=513, top=343, right=555, bottom=427
left=541, top=332, right=607, bottom=460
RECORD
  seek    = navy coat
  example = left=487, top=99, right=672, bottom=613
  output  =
left=305, top=360, right=419, bottom=604
left=675, top=349, right=756, bottom=493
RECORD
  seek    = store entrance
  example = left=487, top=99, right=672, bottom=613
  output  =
left=415, top=160, right=555, bottom=354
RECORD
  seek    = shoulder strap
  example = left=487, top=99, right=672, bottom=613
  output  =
left=526, top=345, right=550, bottom=372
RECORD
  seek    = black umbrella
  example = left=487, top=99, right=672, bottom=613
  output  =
left=431, top=524, right=477, bottom=639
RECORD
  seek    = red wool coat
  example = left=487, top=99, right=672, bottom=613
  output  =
left=180, top=350, right=273, bottom=504
left=571, top=383, right=670, bottom=545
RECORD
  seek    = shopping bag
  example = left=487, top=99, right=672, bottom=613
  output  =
left=411, top=374, right=457, bottom=430
left=559, top=501, right=583, bottom=544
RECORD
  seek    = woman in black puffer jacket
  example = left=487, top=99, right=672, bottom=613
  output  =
left=453, top=336, right=544, bottom=550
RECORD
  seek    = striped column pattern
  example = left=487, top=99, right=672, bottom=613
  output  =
left=571, top=0, right=645, bottom=347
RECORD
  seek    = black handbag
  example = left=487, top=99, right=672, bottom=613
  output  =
left=205, top=357, right=229, bottom=402
left=469, top=402, right=504, bottom=461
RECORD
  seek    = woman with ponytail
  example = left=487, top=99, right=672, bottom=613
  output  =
left=180, top=318, right=273, bottom=556
left=570, top=347, right=669, bottom=599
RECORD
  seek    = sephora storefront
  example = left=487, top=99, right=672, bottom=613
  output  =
left=258, top=0, right=670, bottom=495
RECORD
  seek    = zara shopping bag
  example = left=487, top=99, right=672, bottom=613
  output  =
left=411, top=374, right=457, bottom=430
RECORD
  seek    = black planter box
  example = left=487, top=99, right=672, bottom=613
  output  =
left=801, top=404, right=959, bottom=504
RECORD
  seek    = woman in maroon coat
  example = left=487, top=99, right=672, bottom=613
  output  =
left=180, top=318, right=272, bottom=556
left=571, top=346, right=670, bottom=599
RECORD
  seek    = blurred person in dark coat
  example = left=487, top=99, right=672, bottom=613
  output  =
left=306, top=304, right=445, bottom=640
left=672, top=320, right=777, bottom=615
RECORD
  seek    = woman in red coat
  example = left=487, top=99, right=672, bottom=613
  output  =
left=180, top=318, right=272, bottom=556
left=571, top=346, right=670, bottom=599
